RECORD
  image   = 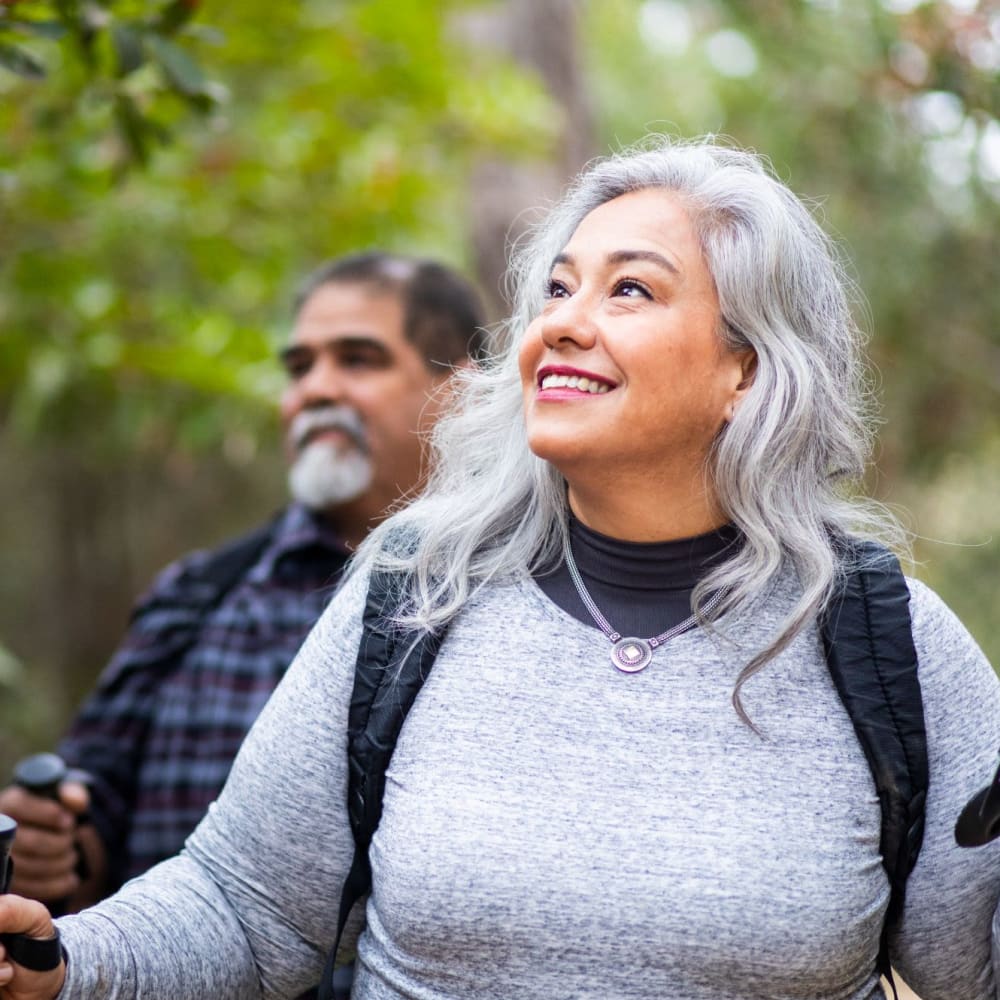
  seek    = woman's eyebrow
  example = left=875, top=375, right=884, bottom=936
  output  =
left=548, top=249, right=680, bottom=275
left=607, top=249, right=679, bottom=275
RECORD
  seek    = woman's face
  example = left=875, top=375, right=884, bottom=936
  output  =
left=518, top=187, right=754, bottom=516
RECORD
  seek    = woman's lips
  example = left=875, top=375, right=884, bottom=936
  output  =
left=535, top=366, right=616, bottom=397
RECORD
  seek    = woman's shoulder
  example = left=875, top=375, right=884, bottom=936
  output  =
left=304, top=560, right=372, bottom=649
left=903, top=574, right=999, bottom=708
left=905, top=575, right=986, bottom=657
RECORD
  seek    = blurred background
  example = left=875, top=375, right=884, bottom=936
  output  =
left=1, top=0, right=999, bottom=773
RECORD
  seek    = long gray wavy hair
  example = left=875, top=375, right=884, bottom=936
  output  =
left=353, top=135, right=905, bottom=720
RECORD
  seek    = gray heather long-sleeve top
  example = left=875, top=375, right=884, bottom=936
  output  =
left=56, top=565, right=1000, bottom=999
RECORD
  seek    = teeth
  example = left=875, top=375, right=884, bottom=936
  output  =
left=540, top=373, right=610, bottom=394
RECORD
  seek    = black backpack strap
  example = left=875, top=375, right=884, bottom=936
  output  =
left=820, top=539, right=926, bottom=998
left=194, top=519, right=278, bottom=595
left=319, top=570, right=447, bottom=1000
left=128, top=515, right=279, bottom=627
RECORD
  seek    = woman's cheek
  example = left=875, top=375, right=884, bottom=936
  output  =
left=517, top=320, right=545, bottom=382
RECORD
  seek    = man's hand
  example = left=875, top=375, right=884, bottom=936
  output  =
left=0, top=895, right=66, bottom=999
left=0, top=782, right=89, bottom=904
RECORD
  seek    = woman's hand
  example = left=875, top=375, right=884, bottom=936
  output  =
left=0, top=895, right=66, bottom=999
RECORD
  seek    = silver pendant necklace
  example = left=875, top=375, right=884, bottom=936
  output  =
left=563, top=534, right=724, bottom=674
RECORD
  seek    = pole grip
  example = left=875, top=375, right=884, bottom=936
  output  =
left=11, top=754, right=90, bottom=915
left=0, top=814, right=64, bottom=972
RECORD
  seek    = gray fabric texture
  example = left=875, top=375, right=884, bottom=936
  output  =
left=55, top=565, right=1000, bottom=999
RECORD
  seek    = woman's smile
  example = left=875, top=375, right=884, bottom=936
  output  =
left=535, top=364, right=616, bottom=398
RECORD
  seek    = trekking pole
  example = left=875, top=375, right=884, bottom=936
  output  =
left=0, top=814, right=65, bottom=972
left=13, top=755, right=68, bottom=803
left=12, top=753, right=90, bottom=916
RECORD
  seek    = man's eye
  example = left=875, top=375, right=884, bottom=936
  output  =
left=281, top=354, right=313, bottom=379
left=339, top=348, right=389, bottom=370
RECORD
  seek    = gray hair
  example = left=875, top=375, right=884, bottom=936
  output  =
left=354, top=135, right=904, bottom=722
left=294, top=251, right=488, bottom=367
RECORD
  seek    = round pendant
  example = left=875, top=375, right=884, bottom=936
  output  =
left=611, top=636, right=653, bottom=673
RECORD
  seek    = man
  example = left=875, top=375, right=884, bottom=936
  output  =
left=0, top=251, right=485, bottom=909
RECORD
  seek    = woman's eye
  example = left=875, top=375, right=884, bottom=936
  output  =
left=614, top=278, right=651, bottom=299
left=545, top=279, right=570, bottom=299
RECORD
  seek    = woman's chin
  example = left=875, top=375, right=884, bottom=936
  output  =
left=527, top=430, right=587, bottom=466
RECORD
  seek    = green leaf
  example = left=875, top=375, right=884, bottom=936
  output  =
left=146, top=33, right=205, bottom=96
left=184, top=90, right=217, bottom=113
left=5, top=20, right=68, bottom=41
left=0, top=41, right=45, bottom=79
left=155, top=0, right=199, bottom=37
left=113, top=93, right=150, bottom=165
left=111, top=23, right=144, bottom=77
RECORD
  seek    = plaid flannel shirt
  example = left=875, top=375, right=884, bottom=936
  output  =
left=59, top=502, right=349, bottom=890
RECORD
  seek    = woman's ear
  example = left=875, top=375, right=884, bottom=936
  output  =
left=725, top=349, right=757, bottom=423
left=735, top=349, right=757, bottom=398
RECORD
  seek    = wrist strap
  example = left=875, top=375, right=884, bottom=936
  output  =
left=0, top=927, right=65, bottom=972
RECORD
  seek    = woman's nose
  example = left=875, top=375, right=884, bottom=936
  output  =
left=538, top=292, right=599, bottom=351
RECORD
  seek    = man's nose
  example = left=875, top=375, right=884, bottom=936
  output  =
left=297, top=354, right=348, bottom=406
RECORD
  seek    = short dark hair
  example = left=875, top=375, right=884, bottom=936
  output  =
left=293, top=251, right=487, bottom=368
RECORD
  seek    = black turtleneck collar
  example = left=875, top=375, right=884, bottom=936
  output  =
left=534, top=515, right=741, bottom=640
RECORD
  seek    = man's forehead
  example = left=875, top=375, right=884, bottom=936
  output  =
left=291, top=283, right=406, bottom=345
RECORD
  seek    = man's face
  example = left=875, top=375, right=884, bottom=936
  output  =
left=279, top=281, right=455, bottom=544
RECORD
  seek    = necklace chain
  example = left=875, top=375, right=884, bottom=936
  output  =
left=563, top=534, right=724, bottom=672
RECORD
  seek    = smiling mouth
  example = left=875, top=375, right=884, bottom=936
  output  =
left=538, top=373, right=612, bottom=394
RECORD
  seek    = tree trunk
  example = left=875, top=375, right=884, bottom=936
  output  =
left=458, top=0, right=596, bottom=319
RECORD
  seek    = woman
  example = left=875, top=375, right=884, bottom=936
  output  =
left=1, top=136, right=999, bottom=999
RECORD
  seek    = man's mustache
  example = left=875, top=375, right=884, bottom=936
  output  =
left=288, top=406, right=368, bottom=453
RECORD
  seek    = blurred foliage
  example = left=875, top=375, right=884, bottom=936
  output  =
left=2, top=0, right=1000, bottom=769
left=1, top=0, right=555, bottom=460
left=0, top=0, right=224, bottom=169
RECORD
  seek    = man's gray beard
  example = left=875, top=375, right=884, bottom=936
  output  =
left=287, top=439, right=374, bottom=512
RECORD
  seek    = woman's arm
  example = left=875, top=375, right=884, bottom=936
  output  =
left=890, top=579, right=1000, bottom=999
left=50, top=569, right=369, bottom=1000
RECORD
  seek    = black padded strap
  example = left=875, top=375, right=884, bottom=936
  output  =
left=0, top=928, right=64, bottom=973
left=127, top=515, right=279, bottom=629
left=321, top=570, right=447, bottom=1000
left=318, top=851, right=369, bottom=1000
left=183, top=518, right=278, bottom=598
left=820, top=539, right=926, bottom=987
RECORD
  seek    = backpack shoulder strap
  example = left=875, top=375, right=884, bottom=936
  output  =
left=321, top=569, right=447, bottom=1000
left=128, top=515, right=278, bottom=627
left=194, top=517, right=278, bottom=595
left=820, top=538, right=927, bottom=996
